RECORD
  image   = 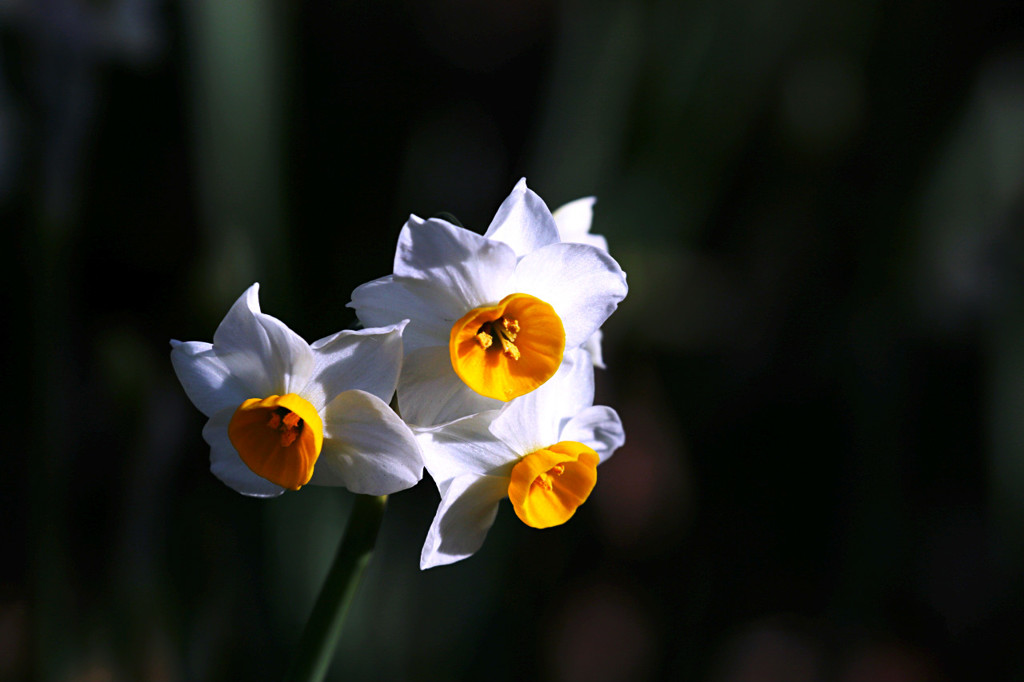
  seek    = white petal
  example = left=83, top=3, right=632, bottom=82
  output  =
left=393, top=216, right=516, bottom=309
left=489, top=349, right=595, bottom=454
left=349, top=275, right=464, bottom=353
left=415, top=409, right=518, bottom=489
left=170, top=340, right=251, bottom=418
left=397, top=346, right=503, bottom=427
left=482, top=178, right=560, bottom=258
left=510, top=243, right=627, bottom=349
left=211, top=283, right=315, bottom=397
left=203, top=407, right=286, bottom=498
left=311, top=390, right=423, bottom=495
left=582, top=329, right=606, bottom=369
left=552, top=196, right=608, bottom=251
left=419, top=473, right=510, bottom=569
left=305, top=322, right=406, bottom=409
left=560, top=405, right=624, bottom=463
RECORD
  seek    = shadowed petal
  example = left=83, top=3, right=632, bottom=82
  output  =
left=581, top=329, right=606, bottom=369
left=203, top=407, right=286, bottom=498
left=349, top=275, right=463, bottom=353
left=312, top=390, right=423, bottom=495
left=560, top=405, right=624, bottom=463
left=490, top=349, right=595, bottom=454
left=397, top=346, right=503, bottom=427
left=420, top=473, right=510, bottom=569
left=306, top=322, right=407, bottom=409
left=170, top=340, right=251, bottom=417
left=416, top=409, right=517, bottom=488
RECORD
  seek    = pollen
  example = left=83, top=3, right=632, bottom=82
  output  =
left=228, top=393, right=324, bottom=490
left=449, top=293, right=565, bottom=401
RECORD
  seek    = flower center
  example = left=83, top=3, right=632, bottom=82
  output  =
left=507, top=441, right=599, bottom=529
left=475, top=316, right=521, bottom=360
left=449, top=293, right=565, bottom=401
left=227, top=393, right=324, bottom=490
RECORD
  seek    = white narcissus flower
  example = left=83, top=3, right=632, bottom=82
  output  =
left=415, top=350, right=624, bottom=569
left=170, top=283, right=423, bottom=497
left=349, top=178, right=628, bottom=427
left=552, top=196, right=609, bottom=368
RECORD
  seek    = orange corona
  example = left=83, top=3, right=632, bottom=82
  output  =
left=449, top=293, right=565, bottom=401
left=228, top=393, right=324, bottom=490
left=507, top=441, right=599, bottom=528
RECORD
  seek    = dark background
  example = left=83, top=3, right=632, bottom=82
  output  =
left=5, top=0, right=1024, bottom=680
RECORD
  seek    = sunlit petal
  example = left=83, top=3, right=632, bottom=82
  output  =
left=511, top=243, right=627, bottom=349
left=482, top=177, right=561, bottom=258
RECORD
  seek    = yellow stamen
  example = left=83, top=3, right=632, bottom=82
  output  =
left=508, top=441, right=599, bottom=529
left=449, top=293, right=565, bottom=401
left=476, top=315, right=522, bottom=359
left=500, top=338, right=521, bottom=360
left=227, top=393, right=324, bottom=490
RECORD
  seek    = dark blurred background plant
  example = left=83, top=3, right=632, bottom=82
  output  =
left=4, top=0, right=1024, bottom=680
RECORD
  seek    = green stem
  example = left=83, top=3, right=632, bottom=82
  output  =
left=284, top=494, right=388, bottom=682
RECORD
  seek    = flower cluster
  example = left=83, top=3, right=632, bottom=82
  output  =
left=171, top=179, right=627, bottom=568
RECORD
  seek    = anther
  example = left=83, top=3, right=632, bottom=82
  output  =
left=492, top=316, right=522, bottom=360
left=533, top=476, right=554, bottom=492
left=476, top=316, right=523, bottom=360
left=228, top=394, right=324, bottom=491
left=499, top=336, right=521, bottom=360
left=267, top=407, right=304, bottom=447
